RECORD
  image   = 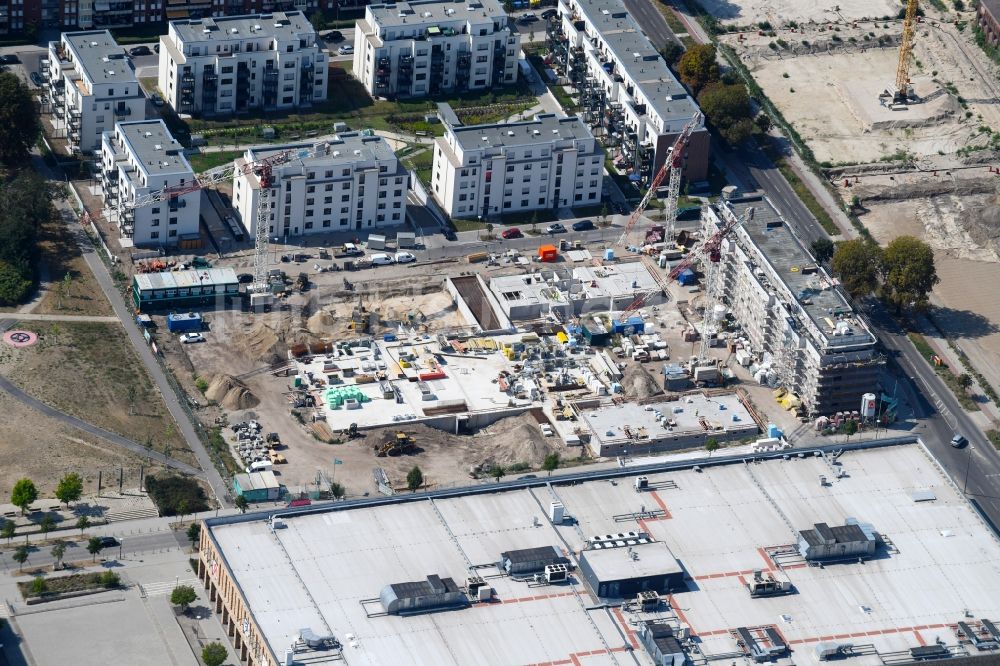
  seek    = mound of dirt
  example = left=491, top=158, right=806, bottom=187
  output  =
left=473, top=419, right=559, bottom=471
left=621, top=363, right=663, bottom=400
left=206, top=374, right=259, bottom=410
left=235, top=323, right=284, bottom=363
left=307, top=310, right=336, bottom=336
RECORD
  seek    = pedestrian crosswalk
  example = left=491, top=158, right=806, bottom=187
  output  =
left=142, top=578, right=200, bottom=597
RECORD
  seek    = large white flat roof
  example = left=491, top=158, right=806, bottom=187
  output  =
left=207, top=442, right=1000, bottom=666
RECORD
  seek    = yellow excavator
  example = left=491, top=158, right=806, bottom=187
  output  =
left=374, top=432, right=416, bottom=457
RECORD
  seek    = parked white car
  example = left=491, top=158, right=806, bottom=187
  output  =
left=369, top=253, right=394, bottom=266
left=394, top=251, right=416, bottom=264
left=180, top=332, right=205, bottom=343
left=338, top=44, right=354, bottom=55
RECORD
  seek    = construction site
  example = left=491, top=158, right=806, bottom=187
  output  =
left=715, top=0, right=1000, bottom=393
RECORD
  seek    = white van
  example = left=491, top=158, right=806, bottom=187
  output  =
left=247, top=460, right=273, bottom=473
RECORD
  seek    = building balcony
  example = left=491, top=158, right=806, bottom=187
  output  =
left=181, top=73, right=196, bottom=83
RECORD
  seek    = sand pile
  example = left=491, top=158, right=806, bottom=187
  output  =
left=206, top=374, right=259, bottom=410
left=621, top=364, right=663, bottom=400
left=235, top=323, right=283, bottom=363
left=307, top=310, right=336, bottom=336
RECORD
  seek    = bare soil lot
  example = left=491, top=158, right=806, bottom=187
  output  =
left=34, top=217, right=113, bottom=316
left=0, top=322, right=195, bottom=468
left=0, top=390, right=153, bottom=501
left=698, top=0, right=898, bottom=26
left=728, top=22, right=1000, bottom=165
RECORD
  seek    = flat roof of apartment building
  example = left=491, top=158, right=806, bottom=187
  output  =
left=60, top=30, right=136, bottom=86
left=203, top=440, right=1000, bottom=666
left=488, top=262, right=659, bottom=310
left=113, top=120, right=193, bottom=177
left=449, top=113, right=596, bottom=151
left=169, top=11, right=316, bottom=44
left=368, top=0, right=507, bottom=28
left=572, top=0, right=700, bottom=128
left=725, top=196, right=876, bottom=350
left=245, top=133, right=399, bottom=171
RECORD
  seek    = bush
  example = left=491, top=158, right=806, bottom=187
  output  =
left=29, top=577, right=47, bottom=596
left=99, top=571, right=121, bottom=588
left=145, top=475, right=209, bottom=516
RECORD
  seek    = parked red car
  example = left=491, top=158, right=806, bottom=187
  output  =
left=501, top=227, right=523, bottom=239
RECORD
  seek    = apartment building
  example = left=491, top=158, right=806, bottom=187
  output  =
left=232, top=133, right=408, bottom=238
left=0, top=0, right=356, bottom=35
left=353, top=0, right=520, bottom=98
left=704, top=197, right=883, bottom=416
left=432, top=111, right=603, bottom=219
left=46, top=30, right=147, bottom=154
left=100, top=120, right=201, bottom=248
left=158, top=11, right=327, bottom=117
left=547, top=0, right=709, bottom=184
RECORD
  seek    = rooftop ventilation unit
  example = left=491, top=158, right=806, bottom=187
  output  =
left=507, top=130, right=514, bottom=136
left=154, top=144, right=162, bottom=150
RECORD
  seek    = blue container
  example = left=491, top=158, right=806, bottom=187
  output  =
left=767, top=423, right=782, bottom=439
left=383, top=333, right=397, bottom=342
left=677, top=268, right=697, bottom=286
left=166, top=312, right=203, bottom=333
left=604, top=248, right=615, bottom=261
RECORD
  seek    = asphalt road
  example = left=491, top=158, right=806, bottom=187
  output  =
left=621, top=0, right=680, bottom=50
left=0, top=529, right=186, bottom=571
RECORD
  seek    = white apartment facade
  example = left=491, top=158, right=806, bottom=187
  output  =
left=353, top=0, right=520, bottom=98
left=706, top=197, right=883, bottom=416
left=158, top=11, right=328, bottom=117
left=46, top=30, right=147, bottom=154
left=100, top=120, right=201, bottom=248
left=232, top=133, right=408, bottom=238
left=548, top=0, right=709, bottom=182
left=432, top=112, right=604, bottom=219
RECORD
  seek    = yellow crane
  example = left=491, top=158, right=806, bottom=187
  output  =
left=889, top=0, right=919, bottom=103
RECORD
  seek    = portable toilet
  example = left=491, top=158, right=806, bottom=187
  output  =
left=539, top=245, right=558, bottom=262
left=767, top=423, right=782, bottom=439
left=604, top=248, right=615, bottom=261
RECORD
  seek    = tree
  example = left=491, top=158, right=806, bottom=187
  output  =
left=754, top=113, right=772, bottom=133
left=11, top=478, right=38, bottom=516
left=127, top=385, right=137, bottom=416
left=705, top=438, right=720, bottom=456
left=170, top=584, right=197, bottom=612
left=406, top=466, right=424, bottom=493
left=55, top=472, right=84, bottom=507
left=329, top=482, right=346, bottom=499
left=309, top=10, right=326, bottom=30
left=0, top=261, right=32, bottom=305
left=492, top=464, right=507, bottom=483
left=234, top=495, right=249, bottom=514
left=202, top=642, right=228, bottom=666
left=187, top=522, right=201, bottom=549
left=99, top=571, right=120, bottom=588
left=1, top=519, right=15, bottom=545
left=0, top=72, right=41, bottom=166
left=76, top=515, right=91, bottom=534
left=698, top=82, right=754, bottom=145
left=86, top=536, right=104, bottom=562
left=39, top=514, right=55, bottom=537
left=177, top=498, right=189, bottom=524
left=12, top=545, right=29, bottom=572
left=677, top=44, right=719, bottom=95
left=880, top=235, right=939, bottom=313
left=50, top=541, right=66, bottom=570
left=831, top=239, right=883, bottom=300
left=958, top=373, right=973, bottom=391
left=542, top=453, right=560, bottom=476
left=811, top=238, right=835, bottom=264
left=840, top=419, right=858, bottom=442
left=660, top=42, right=684, bottom=67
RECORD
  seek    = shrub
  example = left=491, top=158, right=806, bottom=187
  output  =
left=145, top=475, right=209, bottom=516
left=99, top=571, right=121, bottom=588
left=29, top=577, right=46, bottom=596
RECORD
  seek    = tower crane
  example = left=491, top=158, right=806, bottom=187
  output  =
left=116, top=143, right=332, bottom=309
left=882, top=0, right=919, bottom=104
left=617, top=203, right=752, bottom=321
left=617, top=112, right=702, bottom=248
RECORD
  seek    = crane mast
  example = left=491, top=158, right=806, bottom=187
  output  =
left=892, top=0, right=918, bottom=103
left=617, top=112, right=702, bottom=247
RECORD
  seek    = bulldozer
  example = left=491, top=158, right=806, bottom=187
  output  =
left=342, top=423, right=363, bottom=440
left=374, top=432, right=416, bottom=457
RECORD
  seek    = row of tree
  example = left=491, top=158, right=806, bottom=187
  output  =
left=823, top=235, right=940, bottom=312
left=0, top=72, right=49, bottom=305
left=668, top=44, right=759, bottom=146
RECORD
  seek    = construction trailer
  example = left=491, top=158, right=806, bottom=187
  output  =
left=132, top=268, right=239, bottom=312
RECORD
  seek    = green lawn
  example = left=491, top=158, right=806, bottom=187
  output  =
left=185, top=75, right=538, bottom=148
left=907, top=332, right=980, bottom=412
left=401, top=148, right=435, bottom=186
left=138, top=77, right=158, bottom=94
left=186, top=150, right=244, bottom=173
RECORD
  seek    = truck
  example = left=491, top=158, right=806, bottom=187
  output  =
left=334, top=243, right=365, bottom=257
